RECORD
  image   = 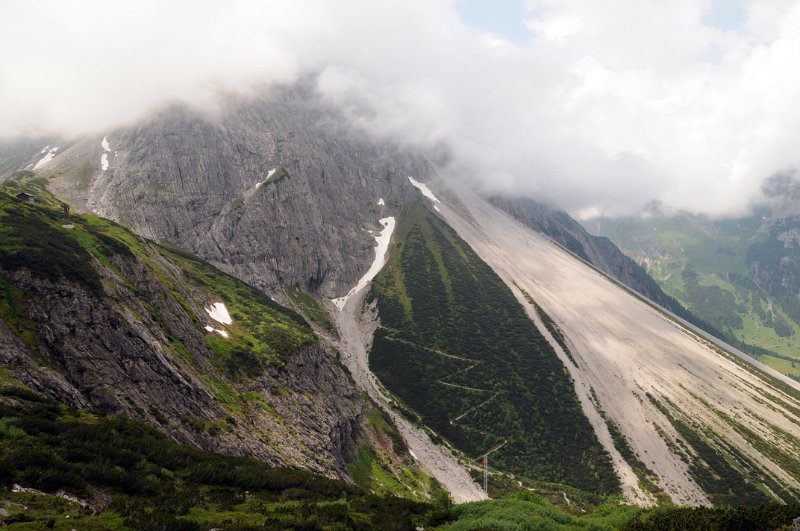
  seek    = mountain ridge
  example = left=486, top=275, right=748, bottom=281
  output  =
left=0, top=178, right=434, bottom=497
left=4, top=86, right=800, bottom=509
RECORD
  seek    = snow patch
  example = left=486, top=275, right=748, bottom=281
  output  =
left=408, top=176, right=440, bottom=203
left=204, top=325, right=229, bottom=338
left=434, top=205, right=441, bottom=212
left=101, top=136, right=111, bottom=171
left=33, top=146, right=59, bottom=169
left=32, top=156, right=52, bottom=169
left=205, top=302, right=232, bottom=324
left=255, top=168, right=277, bottom=189
left=377, top=198, right=385, bottom=206
left=409, top=449, right=418, bottom=460
left=332, top=217, right=396, bottom=310
left=40, top=145, right=50, bottom=154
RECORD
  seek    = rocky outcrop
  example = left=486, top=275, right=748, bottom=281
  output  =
left=0, top=225, right=366, bottom=479
left=45, top=82, right=439, bottom=298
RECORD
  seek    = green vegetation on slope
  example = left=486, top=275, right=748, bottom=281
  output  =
left=158, top=240, right=317, bottom=370
left=646, top=392, right=800, bottom=505
left=368, top=202, right=619, bottom=494
left=284, top=284, right=336, bottom=334
left=0, top=184, right=104, bottom=296
left=346, top=408, right=444, bottom=502
left=0, top=386, right=447, bottom=530
left=445, top=491, right=800, bottom=530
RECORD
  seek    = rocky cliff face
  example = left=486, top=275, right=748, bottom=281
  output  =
left=489, top=196, right=679, bottom=309
left=0, top=184, right=372, bottom=480
left=44, top=83, right=438, bottom=299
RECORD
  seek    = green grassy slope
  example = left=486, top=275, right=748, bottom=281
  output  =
left=587, top=212, right=800, bottom=380
left=368, top=202, right=619, bottom=494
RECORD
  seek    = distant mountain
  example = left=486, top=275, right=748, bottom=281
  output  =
left=585, top=187, right=800, bottom=381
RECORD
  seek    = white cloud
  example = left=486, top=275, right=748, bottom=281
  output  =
left=1, top=0, right=800, bottom=217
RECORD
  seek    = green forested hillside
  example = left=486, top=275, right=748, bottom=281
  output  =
left=368, top=202, right=618, bottom=493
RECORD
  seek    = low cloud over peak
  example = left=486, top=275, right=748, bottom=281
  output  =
left=2, top=0, right=799, bottom=218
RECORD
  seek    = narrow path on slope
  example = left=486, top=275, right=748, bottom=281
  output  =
left=373, top=326, right=511, bottom=456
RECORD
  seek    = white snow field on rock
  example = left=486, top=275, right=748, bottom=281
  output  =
left=205, top=302, right=232, bottom=325
left=332, top=217, right=395, bottom=311
left=408, top=176, right=440, bottom=203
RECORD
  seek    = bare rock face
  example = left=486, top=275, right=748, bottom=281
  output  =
left=0, top=241, right=365, bottom=479
left=48, top=82, right=437, bottom=298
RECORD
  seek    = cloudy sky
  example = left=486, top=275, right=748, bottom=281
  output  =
left=2, top=0, right=799, bottom=217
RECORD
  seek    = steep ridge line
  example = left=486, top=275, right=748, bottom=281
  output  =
left=436, top=186, right=800, bottom=506
left=366, top=202, right=619, bottom=493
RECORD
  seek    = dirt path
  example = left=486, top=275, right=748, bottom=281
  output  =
left=332, top=293, right=487, bottom=503
left=437, top=188, right=800, bottom=506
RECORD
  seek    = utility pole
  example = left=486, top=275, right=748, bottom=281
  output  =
left=483, top=454, right=488, bottom=494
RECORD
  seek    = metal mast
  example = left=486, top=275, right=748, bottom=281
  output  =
left=483, top=454, right=488, bottom=494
